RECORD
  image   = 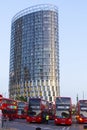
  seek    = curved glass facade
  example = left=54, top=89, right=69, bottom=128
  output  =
left=9, top=4, right=60, bottom=102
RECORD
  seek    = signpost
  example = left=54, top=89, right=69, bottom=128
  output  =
left=0, top=110, right=3, bottom=128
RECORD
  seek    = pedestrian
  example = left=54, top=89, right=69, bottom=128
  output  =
left=45, top=114, right=49, bottom=124
left=42, top=111, right=46, bottom=123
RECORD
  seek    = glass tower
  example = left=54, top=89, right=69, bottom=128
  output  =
left=9, top=4, right=60, bottom=102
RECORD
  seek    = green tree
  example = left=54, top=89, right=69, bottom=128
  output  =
left=16, top=96, right=27, bottom=102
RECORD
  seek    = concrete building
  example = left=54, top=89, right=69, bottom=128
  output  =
left=9, top=4, right=60, bottom=102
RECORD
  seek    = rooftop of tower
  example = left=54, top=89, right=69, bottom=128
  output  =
left=12, top=4, right=58, bottom=23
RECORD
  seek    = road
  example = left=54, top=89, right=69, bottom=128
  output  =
left=3, top=119, right=86, bottom=130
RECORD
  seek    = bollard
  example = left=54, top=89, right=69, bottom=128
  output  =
left=36, top=127, right=41, bottom=130
left=84, top=125, right=87, bottom=130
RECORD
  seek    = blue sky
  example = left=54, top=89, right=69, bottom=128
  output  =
left=0, top=0, right=87, bottom=104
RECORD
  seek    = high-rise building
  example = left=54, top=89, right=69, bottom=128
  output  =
left=9, top=4, right=60, bottom=102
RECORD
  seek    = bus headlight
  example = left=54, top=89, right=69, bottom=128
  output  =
left=55, top=118, right=58, bottom=121
left=79, top=117, right=83, bottom=122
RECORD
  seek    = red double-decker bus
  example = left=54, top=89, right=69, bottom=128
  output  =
left=54, top=97, right=72, bottom=125
left=76, top=100, right=87, bottom=123
left=16, top=101, right=28, bottom=119
left=0, top=97, right=17, bottom=120
left=26, top=97, right=49, bottom=123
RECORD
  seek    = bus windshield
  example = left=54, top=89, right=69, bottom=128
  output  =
left=80, top=107, right=87, bottom=118
left=29, top=99, right=40, bottom=106
left=80, top=110, right=87, bottom=118
left=18, top=102, right=26, bottom=108
left=56, top=110, right=70, bottom=118
left=2, top=99, right=16, bottom=105
left=56, top=97, right=71, bottom=105
left=29, top=99, right=41, bottom=110
left=56, top=104, right=71, bottom=118
left=28, top=109, right=41, bottom=116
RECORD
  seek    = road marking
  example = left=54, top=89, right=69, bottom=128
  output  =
left=66, top=127, right=70, bottom=130
left=34, top=126, right=71, bottom=130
